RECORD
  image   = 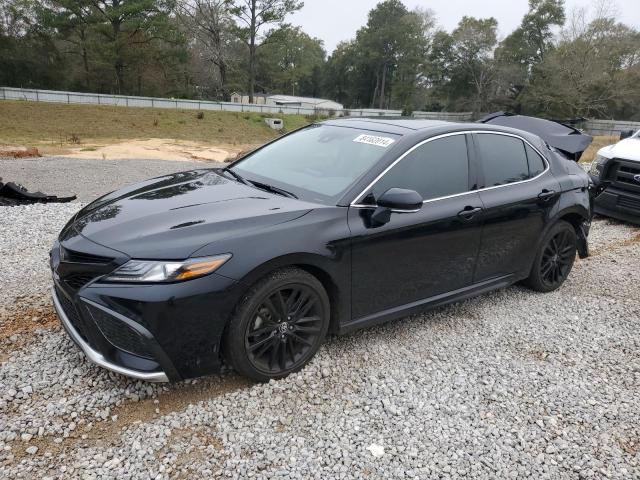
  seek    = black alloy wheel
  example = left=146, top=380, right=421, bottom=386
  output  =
left=525, top=220, right=577, bottom=292
left=224, top=268, right=330, bottom=381
left=540, top=230, right=575, bottom=288
left=245, top=285, right=324, bottom=375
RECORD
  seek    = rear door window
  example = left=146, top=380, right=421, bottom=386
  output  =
left=476, top=134, right=530, bottom=187
left=369, top=135, right=470, bottom=202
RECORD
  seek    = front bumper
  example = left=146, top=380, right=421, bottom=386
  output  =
left=593, top=186, right=640, bottom=225
left=52, top=286, right=169, bottom=382
left=51, top=270, right=242, bottom=381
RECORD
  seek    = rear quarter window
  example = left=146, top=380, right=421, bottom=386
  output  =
left=525, top=144, right=546, bottom=177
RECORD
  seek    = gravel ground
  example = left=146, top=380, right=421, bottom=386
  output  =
left=0, top=156, right=217, bottom=202
left=0, top=158, right=639, bottom=478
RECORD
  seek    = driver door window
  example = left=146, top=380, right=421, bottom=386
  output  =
left=369, top=134, right=471, bottom=202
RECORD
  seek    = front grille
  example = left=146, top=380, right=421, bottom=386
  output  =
left=618, top=195, right=640, bottom=211
left=56, top=245, right=117, bottom=292
left=88, top=306, right=154, bottom=359
left=607, top=159, right=640, bottom=195
left=620, top=165, right=640, bottom=174
left=60, top=246, right=113, bottom=264
left=55, top=287, right=90, bottom=342
left=65, top=273, right=101, bottom=290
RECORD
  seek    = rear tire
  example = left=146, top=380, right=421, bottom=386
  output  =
left=223, top=268, right=330, bottom=382
left=524, top=220, right=577, bottom=293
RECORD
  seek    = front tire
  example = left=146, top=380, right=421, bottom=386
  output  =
left=223, top=268, right=330, bottom=382
left=525, top=220, right=577, bottom=292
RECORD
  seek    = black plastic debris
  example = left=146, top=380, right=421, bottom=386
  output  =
left=478, top=112, right=593, bottom=161
left=0, top=178, right=76, bottom=206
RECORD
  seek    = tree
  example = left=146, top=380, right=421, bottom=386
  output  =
left=524, top=4, right=640, bottom=118
left=177, top=0, right=238, bottom=98
left=37, top=1, right=96, bottom=89
left=0, top=0, right=66, bottom=89
left=323, top=40, right=361, bottom=106
left=256, top=25, right=325, bottom=96
left=226, top=0, right=302, bottom=102
left=430, top=16, right=498, bottom=112
left=358, top=0, right=426, bottom=109
left=325, top=1, right=431, bottom=111
left=494, top=0, right=565, bottom=110
left=86, top=0, right=179, bottom=93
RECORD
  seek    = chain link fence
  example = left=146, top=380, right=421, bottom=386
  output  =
left=0, top=86, right=474, bottom=122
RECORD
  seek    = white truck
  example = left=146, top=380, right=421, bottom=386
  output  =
left=589, top=130, right=640, bottom=225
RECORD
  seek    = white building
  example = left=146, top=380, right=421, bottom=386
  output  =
left=265, top=95, right=343, bottom=112
left=230, top=92, right=269, bottom=105
left=230, top=92, right=343, bottom=112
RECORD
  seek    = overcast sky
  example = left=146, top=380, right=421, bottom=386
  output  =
left=288, top=0, right=640, bottom=54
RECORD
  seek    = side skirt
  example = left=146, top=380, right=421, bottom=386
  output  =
left=338, top=274, right=516, bottom=335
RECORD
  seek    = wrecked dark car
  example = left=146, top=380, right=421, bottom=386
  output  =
left=50, top=118, right=593, bottom=383
left=478, top=112, right=593, bottom=161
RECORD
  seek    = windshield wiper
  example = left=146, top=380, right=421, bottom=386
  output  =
left=220, top=167, right=249, bottom=185
left=249, top=180, right=298, bottom=199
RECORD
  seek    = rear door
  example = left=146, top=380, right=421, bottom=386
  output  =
left=348, top=133, right=484, bottom=320
left=472, top=132, right=561, bottom=281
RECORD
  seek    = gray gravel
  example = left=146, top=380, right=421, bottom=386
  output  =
left=0, top=203, right=83, bottom=307
left=0, top=158, right=639, bottom=478
left=0, top=156, right=216, bottom=202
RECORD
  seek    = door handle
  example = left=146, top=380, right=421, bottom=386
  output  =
left=457, top=206, right=483, bottom=220
left=538, top=189, right=557, bottom=202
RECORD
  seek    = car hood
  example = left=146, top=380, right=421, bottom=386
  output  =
left=599, top=137, right=640, bottom=162
left=68, top=169, right=316, bottom=259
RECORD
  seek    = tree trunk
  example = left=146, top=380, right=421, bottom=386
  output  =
left=370, top=71, right=379, bottom=109
left=115, top=59, right=125, bottom=95
left=248, top=0, right=256, bottom=103
left=79, top=28, right=90, bottom=90
left=111, top=1, right=124, bottom=94
left=218, top=60, right=228, bottom=97
left=379, top=62, right=387, bottom=110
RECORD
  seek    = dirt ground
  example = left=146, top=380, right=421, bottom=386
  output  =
left=1, top=139, right=254, bottom=162
left=61, top=138, right=251, bottom=162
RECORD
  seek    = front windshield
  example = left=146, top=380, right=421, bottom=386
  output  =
left=634, top=130, right=640, bottom=138
left=232, top=124, right=399, bottom=204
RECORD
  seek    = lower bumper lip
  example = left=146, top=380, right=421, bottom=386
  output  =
left=51, top=286, right=169, bottom=383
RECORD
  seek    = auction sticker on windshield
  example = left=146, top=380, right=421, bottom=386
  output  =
left=353, top=134, right=395, bottom=148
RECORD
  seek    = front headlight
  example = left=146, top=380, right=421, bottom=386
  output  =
left=589, top=154, right=607, bottom=176
left=103, top=254, right=231, bottom=283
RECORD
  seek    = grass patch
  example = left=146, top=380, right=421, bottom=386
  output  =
left=581, top=135, right=618, bottom=164
left=0, top=100, right=311, bottom=146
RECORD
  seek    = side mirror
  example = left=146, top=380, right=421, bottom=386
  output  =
left=370, top=188, right=423, bottom=226
left=377, top=188, right=423, bottom=211
left=620, top=130, right=634, bottom=140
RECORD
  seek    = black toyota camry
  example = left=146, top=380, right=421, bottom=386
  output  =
left=51, top=118, right=593, bottom=382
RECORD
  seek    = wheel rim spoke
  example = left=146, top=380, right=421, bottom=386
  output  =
left=249, top=334, right=275, bottom=352
left=289, top=332, right=313, bottom=347
left=275, top=291, right=288, bottom=317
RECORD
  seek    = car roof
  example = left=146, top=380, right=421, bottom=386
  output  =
left=322, top=117, right=452, bottom=135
